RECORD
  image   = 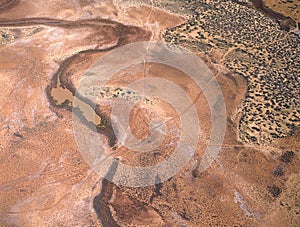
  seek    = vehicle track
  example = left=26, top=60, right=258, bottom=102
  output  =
left=0, top=0, right=19, bottom=12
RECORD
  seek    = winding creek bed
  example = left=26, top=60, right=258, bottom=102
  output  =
left=0, top=0, right=299, bottom=226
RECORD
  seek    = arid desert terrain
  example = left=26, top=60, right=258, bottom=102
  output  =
left=0, top=0, right=299, bottom=226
